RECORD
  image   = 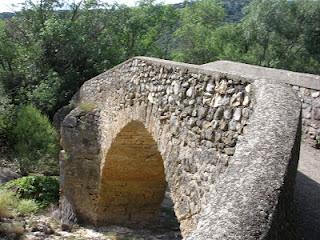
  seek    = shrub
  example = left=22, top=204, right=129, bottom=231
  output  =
left=16, top=199, right=39, bottom=215
left=11, top=105, right=59, bottom=175
left=0, top=190, right=18, bottom=218
left=3, top=176, right=59, bottom=207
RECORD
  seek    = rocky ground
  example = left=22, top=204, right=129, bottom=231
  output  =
left=0, top=193, right=181, bottom=240
left=21, top=212, right=180, bottom=240
left=1, top=213, right=181, bottom=240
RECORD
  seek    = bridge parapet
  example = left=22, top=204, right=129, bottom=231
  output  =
left=203, top=60, right=320, bottom=143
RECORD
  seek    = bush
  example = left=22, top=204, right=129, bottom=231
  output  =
left=3, top=176, right=59, bottom=207
left=12, top=105, right=59, bottom=175
left=16, top=199, right=39, bottom=215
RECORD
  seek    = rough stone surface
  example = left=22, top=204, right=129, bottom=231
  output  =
left=185, top=81, right=301, bottom=240
left=203, top=60, right=320, bottom=146
left=58, top=57, right=302, bottom=240
left=0, top=167, right=20, bottom=184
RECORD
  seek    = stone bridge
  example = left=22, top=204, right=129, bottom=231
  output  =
left=57, top=57, right=319, bottom=240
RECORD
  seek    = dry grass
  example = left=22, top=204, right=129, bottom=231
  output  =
left=0, top=190, right=17, bottom=218
left=0, top=189, right=40, bottom=218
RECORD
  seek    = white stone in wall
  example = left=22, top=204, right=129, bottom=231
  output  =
left=311, top=91, right=320, bottom=98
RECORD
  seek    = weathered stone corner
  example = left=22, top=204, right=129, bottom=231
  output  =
left=57, top=57, right=308, bottom=239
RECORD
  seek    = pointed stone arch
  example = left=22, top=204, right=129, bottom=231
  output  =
left=96, top=120, right=166, bottom=226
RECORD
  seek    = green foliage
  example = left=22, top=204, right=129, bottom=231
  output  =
left=12, top=105, right=59, bottom=175
left=170, top=0, right=320, bottom=74
left=0, top=189, right=41, bottom=218
left=0, top=83, right=13, bottom=137
left=316, top=136, right=320, bottom=149
left=172, top=0, right=225, bottom=63
left=16, top=199, right=39, bottom=215
left=223, top=0, right=250, bottom=22
left=227, top=0, right=320, bottom=74
left=3, top=176, right=59, bottom=207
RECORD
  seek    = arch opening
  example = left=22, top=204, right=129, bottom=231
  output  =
left=97, top=121, right=167, bottom=227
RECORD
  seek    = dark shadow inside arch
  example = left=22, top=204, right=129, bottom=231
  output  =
left=97, top=121, right=180, bottom=238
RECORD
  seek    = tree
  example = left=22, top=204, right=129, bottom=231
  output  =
left=0, top=82, right=13, bottom=138
left=172, top=0, right=225, bottom=64
left=232, top=0, right=320, bottom=74
left=12, top=105, right=59, bottom=175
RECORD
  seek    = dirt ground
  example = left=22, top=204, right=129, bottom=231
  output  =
left=294, top=143, right=320, bottom=240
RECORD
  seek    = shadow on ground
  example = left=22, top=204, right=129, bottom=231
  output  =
left=294, top=171, right=320, bottom=240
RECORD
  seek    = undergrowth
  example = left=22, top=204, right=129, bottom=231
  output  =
left=2, top=176, right=59, bottom=208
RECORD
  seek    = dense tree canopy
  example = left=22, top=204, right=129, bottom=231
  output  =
left=0, top=0, right=319, bottom=173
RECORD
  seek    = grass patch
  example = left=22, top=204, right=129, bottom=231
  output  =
left=79, top=102, right=97, bottom=112
left=0, top=189, right=41, bottom=217
left=16, top=199, right=39, bottom=216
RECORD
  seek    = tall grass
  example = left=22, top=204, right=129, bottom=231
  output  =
left=0, top=190, right=18, bottom=218
left=0, top=189, right=40, bottom=217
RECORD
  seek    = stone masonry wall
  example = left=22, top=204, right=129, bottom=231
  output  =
left=293, top=86, right=320, bottom=142
left=203, top=60, right=320, bottom=146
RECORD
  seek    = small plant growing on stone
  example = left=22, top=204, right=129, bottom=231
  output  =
left=62, top=150, right=70, bottom=161
left=316, top=136, right=320, bottom=149
left=79, top=102, right=97, bottom=112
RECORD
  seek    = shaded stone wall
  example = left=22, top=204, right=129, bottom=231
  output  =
left=59, top=57, right=302, bottom=239
left=97, top=121, right=166, bottom=226
left=293, top=86, right=320, bottom=142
